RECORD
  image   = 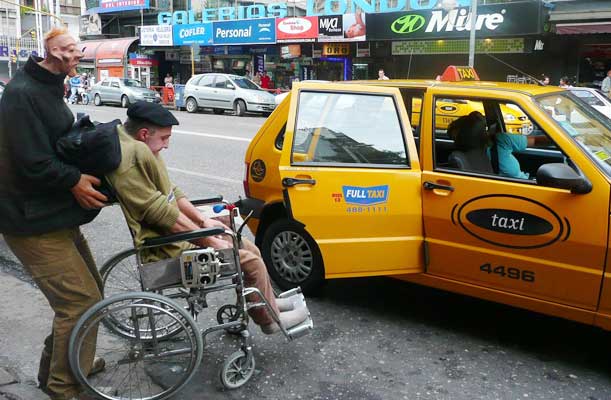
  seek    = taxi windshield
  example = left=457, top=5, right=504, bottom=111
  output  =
left=535, top=92, right=611, bottom=176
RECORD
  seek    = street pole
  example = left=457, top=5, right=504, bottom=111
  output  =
left=468, top=0, right=478, bottom=67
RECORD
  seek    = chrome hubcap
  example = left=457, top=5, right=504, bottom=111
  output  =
left=270, top=231, right=313, bottom=283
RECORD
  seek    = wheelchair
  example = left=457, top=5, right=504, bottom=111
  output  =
left=68, top=196, right=313, bottom=400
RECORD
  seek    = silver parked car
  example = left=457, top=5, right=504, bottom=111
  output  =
left=90, top=77, right=160, bottom=108
left=183, top=73, right=276, bottom=116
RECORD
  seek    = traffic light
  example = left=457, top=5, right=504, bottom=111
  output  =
left=10, top=54, right=17, bottom=63
left=30, top=30, right=36, bottom=40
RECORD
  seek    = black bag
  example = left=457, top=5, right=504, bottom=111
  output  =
left=56, top=114, right=122, bottom=176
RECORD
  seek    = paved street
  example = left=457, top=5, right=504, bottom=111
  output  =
left=1, top=104, right=610, bottom=400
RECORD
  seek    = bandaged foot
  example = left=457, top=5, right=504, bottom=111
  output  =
left=260, top=300, right=309, bottom=335
left=276, top=296, right=295, bottom=312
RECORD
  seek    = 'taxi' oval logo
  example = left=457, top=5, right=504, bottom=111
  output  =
left=391, top=14, right=426, bottom=34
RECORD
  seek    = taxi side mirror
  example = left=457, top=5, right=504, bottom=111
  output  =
left=536, top=163, right=592, bottom=194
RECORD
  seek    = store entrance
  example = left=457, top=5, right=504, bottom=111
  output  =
left=315, top=59, right=347, bottom=81
left=129, top=66, right=151, bottom=88
left=579, top=44, right=611, bottom=88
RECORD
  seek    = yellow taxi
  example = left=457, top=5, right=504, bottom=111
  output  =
left=238, top=66, right=611, bottom=330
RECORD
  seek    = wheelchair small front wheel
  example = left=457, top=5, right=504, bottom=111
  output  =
left=69, top=292, right=203, bottom=400
left=220, top=350, right=255, bottom=389
left=216, top=304, right=243, bottom=334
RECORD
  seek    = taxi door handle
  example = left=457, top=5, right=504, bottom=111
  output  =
left=423, top=181, right=454, bottom=192
left=282, top=177, right=316, bottom=187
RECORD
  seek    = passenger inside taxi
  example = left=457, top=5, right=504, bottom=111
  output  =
left=447, top=112, right=493, bottom=174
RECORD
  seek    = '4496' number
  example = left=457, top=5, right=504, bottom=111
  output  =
left=479, top=263, right=535, bottom=283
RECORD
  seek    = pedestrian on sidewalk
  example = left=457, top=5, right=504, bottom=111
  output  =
left=601, top=70, right=611, bottom=98
left=0, top=27, right=107, bottom=400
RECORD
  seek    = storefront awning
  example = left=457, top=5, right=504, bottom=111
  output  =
left=79, top=40, right=103, bottom=62
left=549, top=1, right=611, bottom=22
left=95, top=37, right=139, bottom=67
left=556, top=22, right=611, bottom=35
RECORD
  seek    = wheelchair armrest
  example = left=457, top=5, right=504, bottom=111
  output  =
left=141, top=227, right=224, bottom=248
left=191, top=196, right=224, bottom=206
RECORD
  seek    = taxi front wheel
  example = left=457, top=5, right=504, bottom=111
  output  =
left=261, top=219, right=324, bottom=295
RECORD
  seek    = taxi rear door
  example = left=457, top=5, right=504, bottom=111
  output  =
left=279, top=83, right=424, bottom=279
left=421, top=86, right=608, bottom=311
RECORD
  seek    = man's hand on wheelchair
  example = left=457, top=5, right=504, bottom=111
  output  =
left=196, top=218, right=232, bottom=250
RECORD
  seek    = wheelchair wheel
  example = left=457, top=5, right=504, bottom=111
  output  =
left=216, top=304, right=243, bottom=334
left=69, top=292, right=203, bottom=400
left=220, top=350, right=255, bottom=389
left=100, top=249, right=187, bottom=341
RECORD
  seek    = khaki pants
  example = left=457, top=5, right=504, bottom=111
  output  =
left=4, top=228, right=103, bottom=400
left=239, top=239, right=280, bottom=326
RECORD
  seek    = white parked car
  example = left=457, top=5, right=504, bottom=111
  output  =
left=183, top=73, right=276, bottom=116
left=569, top=87, right=611, bottom=119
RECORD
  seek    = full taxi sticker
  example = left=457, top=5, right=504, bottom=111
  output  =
left=342, top=185, right=389, bottom=214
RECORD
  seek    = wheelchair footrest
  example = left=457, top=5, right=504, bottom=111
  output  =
left=282, top=289, right=313, bottom=341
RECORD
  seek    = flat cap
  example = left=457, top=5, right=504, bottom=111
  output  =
left=127, top=101, right=179, bottom=127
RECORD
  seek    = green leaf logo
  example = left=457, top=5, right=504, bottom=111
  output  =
left=391, top=14, right=426, bottom=34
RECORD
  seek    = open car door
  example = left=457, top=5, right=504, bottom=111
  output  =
left=278, top=82, right=425, bottom=280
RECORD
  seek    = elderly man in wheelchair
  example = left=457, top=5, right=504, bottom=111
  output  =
left=67, top=102, right=313, bottom=400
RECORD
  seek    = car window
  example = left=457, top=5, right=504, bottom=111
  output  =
left=292, top=91, right=408, bottom=167
left=121, top=79, right=142, bottom=87
left=571, top=90, right=605, bottom=107
left=433, top=96, right=563, bottom=182
left=188, top=75, right=202, bottom=86
left=101, top=80, right=109, bottom=87
left=214, top=76, right=229, bottom=89
left=537, top=92, right=611, bottom=177
left=233, top=77, right=260, bottom=90
left=198, top=75, right=215, bottom=87
left=111, top=81, right=120, bottom=88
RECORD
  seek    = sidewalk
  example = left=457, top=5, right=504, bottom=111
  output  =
left=0, top=260, right=52, bottom=400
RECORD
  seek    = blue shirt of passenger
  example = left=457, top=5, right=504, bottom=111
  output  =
left=494, top=133, right=529, bottom=179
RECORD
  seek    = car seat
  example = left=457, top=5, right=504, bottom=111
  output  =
left=447, top=112, right=494, bottom=174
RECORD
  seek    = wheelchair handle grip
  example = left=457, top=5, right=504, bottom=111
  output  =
left=191, top=196, right=224, bottom=206
left=212, top=203, right=237, bottom=213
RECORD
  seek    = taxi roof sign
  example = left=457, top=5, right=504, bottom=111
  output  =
left=440, top=66, right=480, bottom=82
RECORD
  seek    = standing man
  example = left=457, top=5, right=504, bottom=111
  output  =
left=260, top=70, right=271, bottom=89
left=0, top=27, right=107, bottom=400
left=378, top=68, right=390, bottom=80
left=602, top=70, right=611, bottom=97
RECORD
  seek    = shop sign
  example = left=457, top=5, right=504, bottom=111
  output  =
left=213, top=18, right=276, bottom=45
left=313, top=49, right=322, bottom=58
left=156, top=0, right=470, bottom=24
left=281, top=44, right=301, bottom=59
left=80, top=13, right=102, bottom=36
left=305, top=0, right=469, bottom=16
left=98, top=58, right=122, bottom=64
left=318, top=14, right=366, bottom=42
left=367, top=2, right=541, bottom=40
left=140, top=25, right=173, bottom=46
left=276, top=17, right=318, bottom=43
left=92, top=0, right=149, bottom=14
left=0, top=46, right=38, bottom=60
left=129, top=58, right=157, bottom=66
left=356, top=42, right=370, bottom=57
left=173, top=23, right=213, bottom=45
left=322, top=43, right=350, bottom=56
left=158, top=4, right=286, bottom=24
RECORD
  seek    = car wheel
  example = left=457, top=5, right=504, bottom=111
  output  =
left=261, top=219, right=324, bottom=295
left=234, top=100, right=246, bottom=117
left=121, top=95, right=130, bottom=108
left=94, top=94, right=102, bottom=106
left=186, top=97, right=198, bottom=113
left=213, top=108, right=225, bottom=115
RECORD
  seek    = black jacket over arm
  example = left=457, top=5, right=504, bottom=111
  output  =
left=0, top=56, right=99, bottom=236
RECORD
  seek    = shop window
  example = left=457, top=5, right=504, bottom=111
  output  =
left=292, top=91, right=408, bottom=167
